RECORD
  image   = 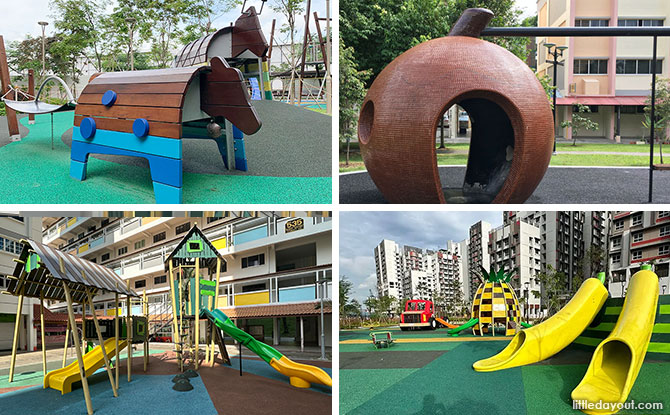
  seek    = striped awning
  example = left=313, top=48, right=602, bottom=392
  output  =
left=6, top=239, right=138, bottom=303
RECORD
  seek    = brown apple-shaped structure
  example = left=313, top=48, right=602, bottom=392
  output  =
left=357, top=8, right=553, bottom=204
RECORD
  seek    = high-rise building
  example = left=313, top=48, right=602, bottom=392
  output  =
left=0, top=216, right=42, bottom=352
left=609, top=211, right=670, bottom=298
left=43, top=214, right=333, bottom=348
left=537, top=0, right=670, bottom=141
left=458, top=239, right=470, bottom=300
left=433, top=241, right=463, bottom=300
left=467, top=221, right=491, bottom=300
left=373, top=239, right=404, bottom=299
left=488, top=221, right=543, bottom=318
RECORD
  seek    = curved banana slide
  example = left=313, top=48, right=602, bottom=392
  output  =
left=571, top=268, right=659, bottom=414
left=473, top=277, right=608, bottom=372
left=44, top=338, right=128, bottom=394
left=200, top=308, right=332, bottom=388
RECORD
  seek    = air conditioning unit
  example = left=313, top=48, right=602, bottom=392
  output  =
left=569, top=83, right=577, bottom=93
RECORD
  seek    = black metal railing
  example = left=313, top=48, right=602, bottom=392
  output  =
left=480, top=26, right=670, bottom=203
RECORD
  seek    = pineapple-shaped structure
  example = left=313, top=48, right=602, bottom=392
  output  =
left=471, top=267, right=521, bottom=336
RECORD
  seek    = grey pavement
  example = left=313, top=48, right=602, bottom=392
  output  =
left=61, top=101, right=331, bottom=178
left=0, top=114, right=29, bottom=147
left=340, top=166, right=670, bottom=204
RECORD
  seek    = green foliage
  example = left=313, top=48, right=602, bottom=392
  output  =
left=532, top=265, right=567, bottom=318
left=480, top=265, right=516, bottom=283
left=574, top=245, right=606, bottom=295
left=644, top=78, right=670, bottom=143
left=339, top=39, right=371, bottom=165
left=0, top=102, right=5, bottom=116
left=537, top=73, right=555, bottom=108
left=561, top=104, right=599, bottom=145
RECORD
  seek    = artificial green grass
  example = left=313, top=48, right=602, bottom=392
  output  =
left=339, top=368, right=418, bottom=414
left=0, top=113, right=330, bottom=203
left=340, top=342, right=462, bottom=353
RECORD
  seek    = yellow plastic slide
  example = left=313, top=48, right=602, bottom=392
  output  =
left=44, top=338, right=128, bottom=394
left=269, top=355, right=333, bottom=388
left=571, top=268, right=659, bottom=414
left=473, top=277, right=608, bottom=372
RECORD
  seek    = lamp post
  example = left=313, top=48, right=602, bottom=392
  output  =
left=126, top=17, right=137, bottom=71
left=524, top=281, right=530, bottom=320
left=663, top=284, right=667, bottom=295
left=544, top=43, right=568, bottom=153
left=38, top=21, right=49, bottom=75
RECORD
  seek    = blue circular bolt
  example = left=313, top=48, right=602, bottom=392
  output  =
left=101, top=90, right=117, bottom=107
left=80, top=117, right=97, bottom=139
left=133, top=118, right=150, bottom=138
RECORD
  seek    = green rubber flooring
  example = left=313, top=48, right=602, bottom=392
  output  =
left=340, top=332, right=670, bottom=415
left=0, top=112, right=331, bottom=204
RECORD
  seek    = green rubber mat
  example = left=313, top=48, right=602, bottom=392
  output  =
left=0, top=113, right=331, bottom=203
left=340, top=342, right=462, bottom=353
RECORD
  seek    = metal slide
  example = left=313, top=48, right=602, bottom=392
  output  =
left=2, top=75, right=76, bottom=114
left=200, top=308, right=332, bottom=388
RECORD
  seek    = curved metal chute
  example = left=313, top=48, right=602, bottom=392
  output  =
left=1, top=75, right=77, bottom=114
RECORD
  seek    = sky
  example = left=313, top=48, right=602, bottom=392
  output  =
left=0, top=0, right=328, bottom=47
left=516, top=0, right=538, bottom=19
left=340, top=211, right=504, bottom=304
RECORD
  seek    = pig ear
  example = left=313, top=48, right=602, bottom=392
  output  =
left=210, top=56, right=231, bottom=71
left=449, top=8, right=494, bottom=38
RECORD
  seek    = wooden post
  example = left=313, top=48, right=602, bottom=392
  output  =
left=313, top=12, right=328, bottom=72
left=126, top=281, right=132, bottom=382
left=143, top=289, right=147, bottom=372
left=40, top=292, right=47, bottom=379
left=63, top=282, right=93, bottom=415
left=298, top=0, right=312, bottom=105
left=86, top=289, right=118, bottom=397
left=115, top=292, right=119, bottom=388
left=195, top=259, right=200, bottom=370
left=268, top=19, right=276, bottom=61
left=28, top=69, right=35, bottom=124
left=168, top=261, right=181, bottom=370
left=8, top=288, right=24, bottom=383
left=0, top=36, right=19, bottom=139
left=300, top=316, right=304, bottom=352
left=178, top=266, right=184, bottom=372
left=82, top=302, right=87, bottom=351
left=211, top=259, right=220, bottom=367
left=62, top=317, right=70, bottom=368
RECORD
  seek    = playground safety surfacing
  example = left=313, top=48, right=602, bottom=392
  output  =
left=0, top=351, right=331, bottom=415
left=339, top=328, right=670, bottom=415
left=0, top=111, right=331, bottom=204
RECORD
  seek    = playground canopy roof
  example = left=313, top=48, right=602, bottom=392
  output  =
left=7, top=239, right=138, bottom=303
left=164, top=225, right=224, bottom=268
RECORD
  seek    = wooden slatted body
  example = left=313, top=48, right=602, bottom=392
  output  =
left=75, top=67, right=206, bottom=140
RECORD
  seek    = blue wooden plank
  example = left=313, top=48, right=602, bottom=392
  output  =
left=72, top=126, right=182, bottom=159
left=70, top=159, right=87, bottom=181
left=153, top=181, right=182, bottom=204
left=70, top=141, right=183, bottom=187
left=232, top=125, right=247, bottom=171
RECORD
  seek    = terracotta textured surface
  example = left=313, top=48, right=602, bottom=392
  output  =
left=358, top=32, right=553, bottom=204
left=222, top=302, right=333, bottom=319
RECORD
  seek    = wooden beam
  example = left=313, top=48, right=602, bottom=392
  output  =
left=0, top=36, right=19, bottom=139
left=40, top=292, right=47, bottom=381
left=126, top=281, right=132, bottom=382
left=86, top=289, right=118, bottom=397
left=143, top=289, right=147, bottom=372
left=115, top=292, right=119, bottom=389
left=212, top=258, right=221, bottom=367
left=62, top=317, right=70, bottom=368
left=178, top=265, right=184, bottom=372
left=8, top=288, right=24, bottom=382
left=195, top=258, right=200, bottom=370
left=268, top=19, right=276, bottom=61
left=298, top=0, right=312, bottom=105
left=168, top=260, right=181, bottom=370
left=28, top=69, right=35, bottom=123
left=63, top=282, right=93, bottom=415
left=313, top=12, right=328, bottom=71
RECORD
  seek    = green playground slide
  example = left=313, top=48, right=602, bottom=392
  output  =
left=199, top=308, right=332, bottom=388
left=447, top=318, right=479, bottom=335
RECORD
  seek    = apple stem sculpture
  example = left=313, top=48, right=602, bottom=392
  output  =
left=357, top=8, right=553, bottom=204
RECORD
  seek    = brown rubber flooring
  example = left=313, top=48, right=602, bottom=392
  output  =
left=116, top=351, right=332, bottom=415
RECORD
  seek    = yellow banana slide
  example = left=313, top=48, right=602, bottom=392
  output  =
left=270, top=356, right=333, bottom=388
left=44, top=338, right=128, bottom=394
left=473, top=276, right=608, bottom=372
left=571, top=268, right=659, bottom=414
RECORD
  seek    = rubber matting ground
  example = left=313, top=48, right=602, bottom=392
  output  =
left=0, top=112, right=331, bottom=203
left=340, top=329, right=670, bottom=415
left=340, top=350, right=446, bottom=369
left=340, top=166, right=670, bottom=204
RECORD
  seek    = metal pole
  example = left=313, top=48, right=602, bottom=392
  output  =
left=126, top=282, right=132, bottom=383
left=195, top=258, right=200, bottom=370
left=239, top=341, right=242, bottom=376
left=319, top=278, right=326, bottom=360
left=325, top=0, right=331, bottom=115
left=115, top=292, right=119, bottom=388
left=649, top=35, right=658, bottom=203
left=40, top=292, right=47, bottom=379
left=552, top=48, right=558, bottom=153
left=8, top=288, right=24, bottom=383
left=300, top=316, right=304, bottom=352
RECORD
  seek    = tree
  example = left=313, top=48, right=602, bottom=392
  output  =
left=146, top=0, right=194, bottom=68
left=561, top=104, right=599, bottom=145
left=271, top=0, right=304, bottom=103
left=181, top=0, right=241, bottom=44
left=50, top=0, right=106, bottom=73
left=644, top=78, right=670, bottom=144
left=533, top=265, right=567, bottom=318
left=339, top=39, right=370, bottom=165
left=537, top=73, right=556, bottom=108
left=574, top=245, right=607, bottom=294
left=377, top=295, right=396, bottom=318
left=106, top=0, right=155, bottom=71
left=339, top=276, right=354, bottom=315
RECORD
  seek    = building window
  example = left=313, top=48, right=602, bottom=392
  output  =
left=241, top=283, right=266, bottom=293
left=632, top=232, right=643, bottom=243
left=207, top=217, right=223, bottom=224
left=572, top=105, right=599, bottom=113
left=614, top=220, right=624, bottom=231
left=118, top=246, right=128, bottom=256
left=176, top=223, right=191, bottom=235
left=0, top=237, right=21, bottom=254
left=574, top=59, right=608, bottom=75
left=575, top=19, right=609, bottom=27
left=101, top=253, right=110, bottom=262
left=618, top=18, right=664, bottom=27
left=631, top=250, right=642, bottom=260
left=154, top=232, right=166, bottom=243
left=659, top=211, right=670, bottom=218
left=241, top=253, right=265, bottom=268
left=611, top=237, right=622, bottom=248
left=611, top=253, right=621, bottom=264
left=90, top=258, right=97, bottom=263
left=135, top=279, right=146, bottom=289
left=661, top=225, right=670, bottom=237
left=632, top=213, right=643, bottom=226
left=620, top=105, right=646, bottom=114
left=154, top=275, right=167, bottom=285
left=660, top=245, right=670, bottom=255
left=134, top=240, right=145, bottom=250
left=616, top=59, right=662, bottom=75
